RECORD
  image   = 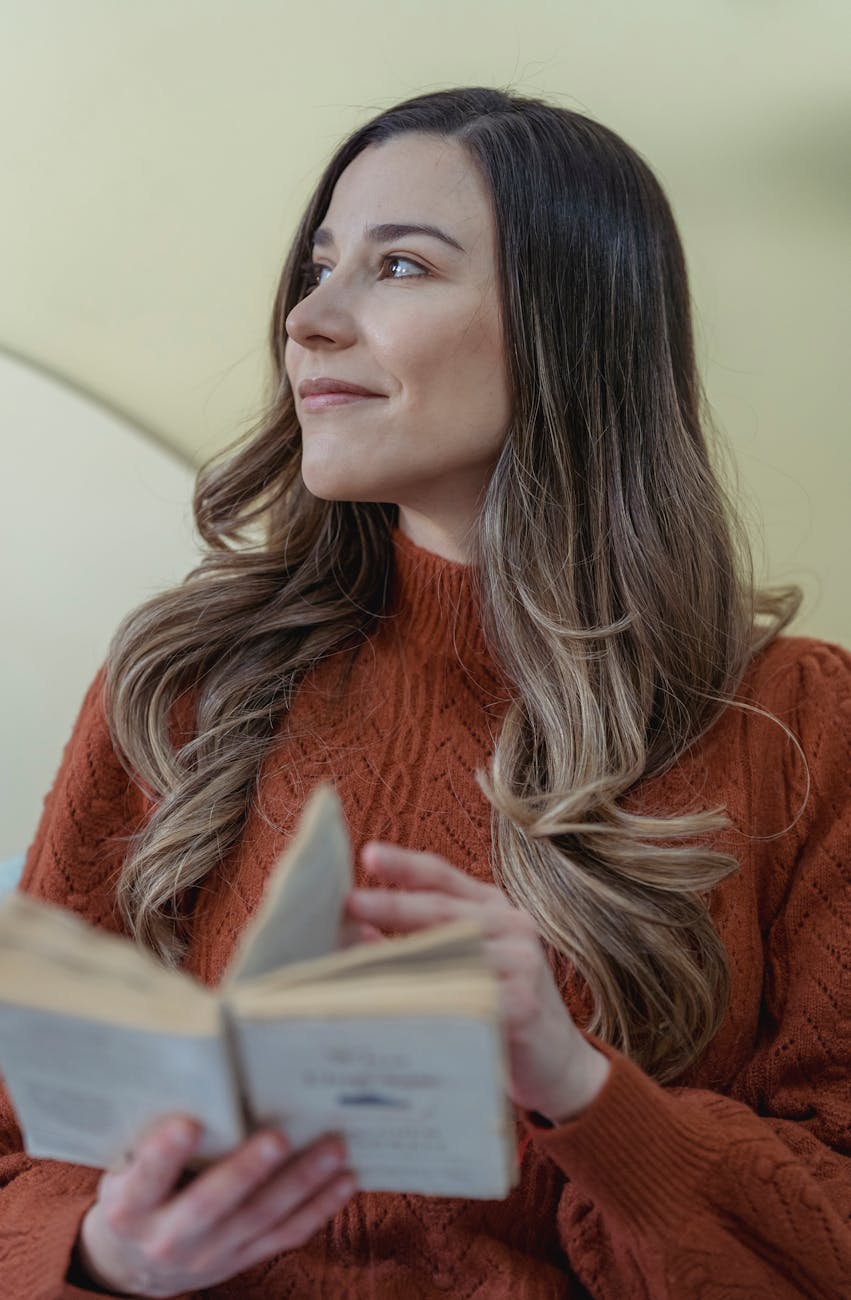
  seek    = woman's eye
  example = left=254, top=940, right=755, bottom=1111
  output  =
left=382, top=255, right=427, bottom=280
left=302, top=262, right=325, bottom=291
left=301, top=255, right=427, bottom=292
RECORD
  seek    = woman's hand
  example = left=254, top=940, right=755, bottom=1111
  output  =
left=75, top=1115, right=357, bottom=1298
left=346, top=842, right=611, bottom=1124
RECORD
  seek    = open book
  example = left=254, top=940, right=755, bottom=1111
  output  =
left=0, top=783, right=519, bottom=1198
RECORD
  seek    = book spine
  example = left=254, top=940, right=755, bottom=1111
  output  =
left=219, top=999, right=256, bottom=1134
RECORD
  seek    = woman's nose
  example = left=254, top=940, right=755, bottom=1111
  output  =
left=285, top=292, right=356, bottom=349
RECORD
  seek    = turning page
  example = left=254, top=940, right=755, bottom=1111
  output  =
left=223, top=781, right=355, bottom=987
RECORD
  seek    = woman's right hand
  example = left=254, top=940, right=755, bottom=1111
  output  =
left=74, top=1115, right=357, bottom=1298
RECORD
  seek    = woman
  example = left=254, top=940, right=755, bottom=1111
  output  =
left=2, top=86, right=848, bottom=1297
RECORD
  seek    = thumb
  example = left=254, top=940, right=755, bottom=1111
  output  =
left=338, top=916, right=387, bottom=950
left=357, top=921, right=387, bottom=943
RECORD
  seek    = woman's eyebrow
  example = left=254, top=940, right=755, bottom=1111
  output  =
left=311, top=222, right=466, bottom=254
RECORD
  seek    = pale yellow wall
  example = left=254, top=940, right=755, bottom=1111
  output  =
left=0, top=353, right=199, bottom=860
left=1, top=3, right=849, bottom=856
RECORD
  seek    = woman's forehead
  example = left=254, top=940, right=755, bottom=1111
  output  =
left=320, top=137, right=496, bottom=261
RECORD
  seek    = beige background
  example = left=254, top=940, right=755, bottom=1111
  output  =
left=1, top=1, right=849, bottom=859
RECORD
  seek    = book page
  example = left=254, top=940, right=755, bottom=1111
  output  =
left=231, top=965, right=499, bottom=1021
left=223, top=781, right=353, bottom=988
left=0, top=895, right=246, bottom=1167
left=234, top=919, right=493, bottom=1003
left=0, top=1002, right=245, bottom=1168
left=0, top=892, right=207, bottom=1031
left=229, top=1011, right=518, bottom=1199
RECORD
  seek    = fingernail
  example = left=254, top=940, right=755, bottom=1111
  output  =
left=169, top=1121, right=196, bottom=1149
left=260, top=1133, right=288, bottom=1163
left=316, top=1148, right=343, bottom=1174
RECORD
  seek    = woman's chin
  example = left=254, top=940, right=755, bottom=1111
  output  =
left=300, top=453, right=403, bottom=503
left=300, top=466, right=364, bottom=501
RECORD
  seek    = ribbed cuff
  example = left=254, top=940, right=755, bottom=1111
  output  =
left=521, top=1030, right=716, bottom=1236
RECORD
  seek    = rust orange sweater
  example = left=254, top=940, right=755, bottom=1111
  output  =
left=2, top=524, right=850, bottom=1298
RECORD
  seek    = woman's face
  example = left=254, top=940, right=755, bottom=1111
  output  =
left=284, top=132, right=513, bottom=560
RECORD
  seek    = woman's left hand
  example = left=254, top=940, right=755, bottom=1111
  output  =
left=345, top=841, right=611, bottom=1124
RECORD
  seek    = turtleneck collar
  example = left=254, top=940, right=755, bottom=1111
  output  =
left=386, top=523, right=498, bottom=679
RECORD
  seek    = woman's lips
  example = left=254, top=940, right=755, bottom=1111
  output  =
left=301, top=392, right=381, bottom=411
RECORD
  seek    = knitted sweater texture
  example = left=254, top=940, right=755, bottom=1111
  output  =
left=1, top=524, right=849, bottom=1298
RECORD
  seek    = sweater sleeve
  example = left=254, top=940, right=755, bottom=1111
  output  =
left=519, top=640, right=851, bottom=1299
left=0, top=664, right=154, bottom=1299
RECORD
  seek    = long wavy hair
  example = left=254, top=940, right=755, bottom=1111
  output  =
left=104, top=85, right=801, bottom=1083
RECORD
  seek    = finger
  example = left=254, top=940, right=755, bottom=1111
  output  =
left=347, top=886, right=464, bottom=932
left=358, top=921, right=387, bottom=943
left=483, top=931, right=546, bottom=979
left=111, top=1115, right=203, bottom=1219
left=483, top=935, right=550, bottom=1023
left=340, top=898, right=390, bottom=945
left=348, top=889, right=514, bottom=937
left=337, top=914, right=365, bottom=950
left=192, top=1135, right=349, bottom=1262
left=151, top=1128, right=292, bottom=1248
left=360, top=843, right=496, bottom=903
left=229, top=1170, right=357, bottom=1274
